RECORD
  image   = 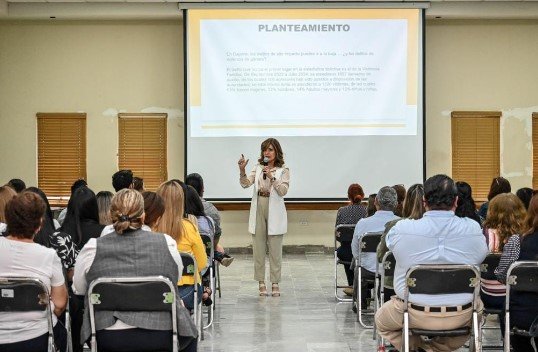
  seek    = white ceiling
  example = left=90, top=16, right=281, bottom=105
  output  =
left=2, top=0, right=538, bottom=19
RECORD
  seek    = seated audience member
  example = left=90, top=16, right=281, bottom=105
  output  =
left=481, top=193, right=526, bottom=336
left=132, top=176, right=145, bottom=192
left=455, top=181, right=482, bottom=225
left=377, top=183, right=425, bottom=263
left=375, top=174, right=488, bottom=352
left=0, top=192, right=68, bottom=352
left=392, top=184, right=406, bottom=217
left=186, top=172, right=234, bottom=266
left=7, top=178, right=26, bottom=193
left=499, top=194, right=538, bottom=352
left=156, top=181, right=207, bottom=311
left=351, top=186, right=399, bottom=307
left=142, top=191, right=165, bottom=230
left=60, top=186, right=104, bottom=251
left=478, top=176, right=511, bottom=221
left=26, top=187, right=78, bottom=278
left=57, top=179, right=88, bottom=226
left=0, top=185, right=16, bottom=235
left=73, top=189, right=197, bottom=352
left=112, top=169, right=133, bottom=192
left=95, top=191, right=113, bottom=225
left=516, top=187, right=533, bottom=210
left=366, top=193, right=377, bottom=217
left=335, top=183, right=367, bottom=296
left=185, top=185, right=215, bottom=305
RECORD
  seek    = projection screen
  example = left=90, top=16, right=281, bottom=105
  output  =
left=185, top=7, right=425, bottom=200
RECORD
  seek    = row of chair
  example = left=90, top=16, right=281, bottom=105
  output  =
left=0, top=239, right=220, bottom=352
left=334, top=224, right=538, bottom=352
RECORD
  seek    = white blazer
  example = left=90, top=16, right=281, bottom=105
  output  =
left=248, top=164, right=288, bottom=235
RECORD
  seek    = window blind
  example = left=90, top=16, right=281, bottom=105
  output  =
left=118, top=113, right=168, bottom=191
left=37, top=113, right=87, bottom=200
left=451, top=111, right=501, bottom=201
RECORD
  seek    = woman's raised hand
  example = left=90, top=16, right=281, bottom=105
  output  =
left=238, top=154, right=249, bottom=172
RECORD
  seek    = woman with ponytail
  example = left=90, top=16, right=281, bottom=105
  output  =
left=73, top=189, right=198, bottom=352
left=335, top=183, right=367, bottom=292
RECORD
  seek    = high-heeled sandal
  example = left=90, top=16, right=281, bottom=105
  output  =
left=271, top=283, right=280, bottom=297
left=259, top=282, right=267, bottom=296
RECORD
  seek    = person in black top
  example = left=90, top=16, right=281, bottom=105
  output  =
left=336, top=183, right=367, bottom=292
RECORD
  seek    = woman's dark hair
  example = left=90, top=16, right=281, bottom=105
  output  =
left=8, top=178, right=26, bottom=193
left=392, top=184, right=406, bottom=217
left=132, top=177, right=144, bottom=192
left=487, top=177, right=511, bottom=201
left=516, top=187, right=533, bottom=210
left=524, top=194, right=538, bottom=236
left=142, top=191, right=165, bottom=227
left=25, top=187, right=55, bottom=247
left=185, top=185, right=205, bottom=217
left=60, top=186, right=99, bottom=245
left=185, top=173, right=204, bottom=197
left=347, top=184, right=364, bottom=204
left=258, top=138, right=285, bottom=167
left=5, top=191, right=46, bottom=239
left=367, top=193, right=377, bottom=217
left=455, top=181, right=481, bottom=225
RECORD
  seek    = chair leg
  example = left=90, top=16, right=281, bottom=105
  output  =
left=216, top=263, right=222, bottom=298
left=503, top=312, right=510, bottom=352
left=403, top=312, right=410, bottom=352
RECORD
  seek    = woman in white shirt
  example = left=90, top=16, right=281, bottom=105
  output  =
left=0, top=191, right=68, bottom=352
left=238, top=138, right=290, bottom=297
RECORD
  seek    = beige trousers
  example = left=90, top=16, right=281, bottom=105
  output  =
left=375, top=296, right=482, bottom=352
left=253, top=196, right=283, bottom=283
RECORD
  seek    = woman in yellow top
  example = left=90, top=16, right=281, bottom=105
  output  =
left=156, top=180, right=207, bottom=310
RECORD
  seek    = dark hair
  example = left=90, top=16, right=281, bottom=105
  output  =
left=258, top=138, right=285, bottom=167
left=185, top=185, right=205, bottom=217
left=142, top=191, right=165, bottom=227
left=367, top=193, right=377, bottom=217
left=516, top=187, right=533, bottom=210
left=60, top=186, right=100, bottom=245
left=25, top=187, right=55, bottom=247
left=5, top=191, right=45, bottom=239
left=423, top=174, right=458, bottom=210
left=71, top=179, right=87, bottom=195
left=392, top=184, right=406, bottom=217
left=487, top=177, right=511, bottom=201
left=112, top=170, right=133, bottom=192
left=524, top=194, right=538, bottom=236
left=347, top=184, right=364, bottom=204
left=186, top=173, right=204, bottom=197
left=8, top=179, right=26, bottom=193
left=455, top=181, right=481, bottom=225
left=132, top=177, right=144, bottom=192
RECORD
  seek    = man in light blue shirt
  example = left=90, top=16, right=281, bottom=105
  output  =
left=375, top=175, right=488, bottom=352
left=351, top=186, right=399, bottom=306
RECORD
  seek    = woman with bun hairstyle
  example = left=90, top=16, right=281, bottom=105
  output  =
left=238, top=138, right=290, bottom=297
left=74, top=189, right=197, bottom=352
left=335, top=183, right=367, bottom=292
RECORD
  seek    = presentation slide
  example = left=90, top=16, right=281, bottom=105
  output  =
left=186, top=8, right=424, bottom=200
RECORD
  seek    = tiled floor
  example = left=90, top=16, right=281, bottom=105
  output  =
left=199, top=253, right=504, bottom=352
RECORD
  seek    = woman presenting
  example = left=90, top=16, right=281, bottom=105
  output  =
left=238, top=138, right=290, bottom=297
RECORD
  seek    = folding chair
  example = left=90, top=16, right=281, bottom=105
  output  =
left=87, top=276, right=178, bottom=352
left=376, top=251, right=396, bottom=349
left=402, top=264, right=482, bottom=352
left=0, top=277, right=57, bottom=352
left=479, top=253, right=503, bottom=332
left=200, top=233, right=215, bottom=329
left=334, top=224, right=355, bottom=302
left=504, top=260, right=538, bottom=352
left=179, top=251, right=202, bottom=338
left=354, top=231, right=382, bottom=327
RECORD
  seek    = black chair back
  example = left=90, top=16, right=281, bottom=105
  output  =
left=382, top=252, right=396, bottom=277
left=90, top=281, right=175, bottom=312
left=360, top=232, right=382, bottom=253
left=480, top=253, right=502, bottom=280
left=406, top=265, right=479, bottom=295
left=180, top=252, right=196, bottom=277
left=507, top=261, right=538, bottom=293
left=0, top=279, right=48, bottom=312
left=335, top=224, right=355, bottom=242
left=200, top=234, right=213, bottom=258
